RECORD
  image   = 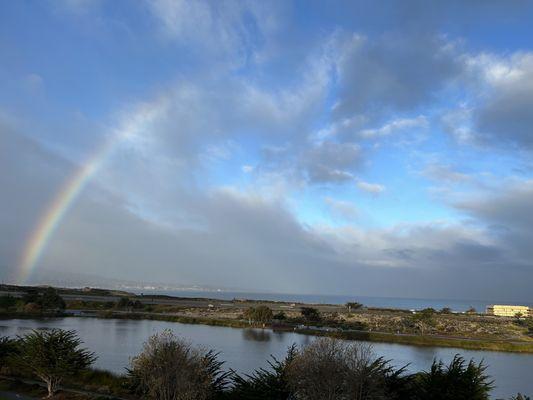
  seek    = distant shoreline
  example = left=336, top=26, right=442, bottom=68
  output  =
left=1, top=284, right=533, bottom=354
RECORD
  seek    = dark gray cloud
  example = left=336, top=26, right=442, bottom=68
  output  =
left=455, top=181, right=533, bottom=266
left=0, top=124, right=69, bottom=276
left=303, top=142, right=361, bottom=184
left=334, top=34, right=463, bottom=118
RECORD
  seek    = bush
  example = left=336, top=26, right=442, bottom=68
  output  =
left=273, top=311, right=287, bottom=320
left=0, top=295, right=17, bottom=310
left=0, top=336, right=18, bottom=372
left=116, top=297, right=131, bottom=309
left=286, top=338, right=410, bottom=400
left=245, top=306, right=274, bottom=324
left=41, top=287, right=66, bottom=310
left=300, top=307, right=321, bottom=323
left=114, top=297, right=144, bottom=310
left=413, top=355, right=493, bottom=400
left=19, top=288, right=66, bottom=311
left=128, top=330, right=230, bottom=400
left=346, top=302, right=363, bottom=311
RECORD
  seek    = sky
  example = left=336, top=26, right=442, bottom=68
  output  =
left=1, top=0, right=533, bottom=301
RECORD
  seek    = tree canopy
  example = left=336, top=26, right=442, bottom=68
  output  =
left=14, top=329, right=96, bottom=397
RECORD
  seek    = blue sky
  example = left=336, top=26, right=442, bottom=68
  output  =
left=1, top=0, right=533, bottom=300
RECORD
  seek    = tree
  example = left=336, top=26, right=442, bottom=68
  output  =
left=229, top=344, right=297, bottom=399
left=116, top=297, right=131, bottom=309
left=440, top=307, right=452, bottom=314
left=300, top=307, right=321, bottom=323
left=245, top=306, right=274, bottom=324
left=0, top=295, right=16, bottom=310
left=413, top=355, right=493, bottom=400
left=128, top=330, right=229, bottom=400
left=14, top=329, right=96, bottom=398
left=22, top=289, right=40, bottom=304
left=41, top=287, right=66, bottom=310
left=286, top=338, right=409, bottom=400
left=346, top=302, right=363, bottom=312
left=273, top=311, right=287, bottom=320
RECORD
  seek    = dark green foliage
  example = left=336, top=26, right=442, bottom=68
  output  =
left=41, top=287, right=66, bottom=310
left=104, top=301, right=115, bottom=308
left=346, top=302, right=363, bottom=311
left=13, top=329, right=96, bottom=397
left=20, top=287, right=66, bottom=311
left=416, top=308, right=436, bottom=318
left=273, top=311, right=287, bottom=320
left=0, top=336, right=18, bottom=369
left=22, top=289, right=40, bottom=304
left=517, top=317, right=533, bottom=336
left=0, top=295, right=17, bottom=310
left=229, top=344, right=297, bottom=399
left=115, top=297, right=144, bottom=310
left=300, top=307, right=321, bottom=322
left=411, top=308, right=436, bottom=333
left=204, top=349, right=232, bottom=395
left=116, top=297, right=131, bottom=309
left=245, top=306, right=274, bottom=324
left=413, top=355, right=493, bottom=400
left=440, top=307, right=452, bottom=314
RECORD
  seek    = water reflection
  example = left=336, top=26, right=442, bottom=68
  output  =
left=243, top=328, right=271, bottom=342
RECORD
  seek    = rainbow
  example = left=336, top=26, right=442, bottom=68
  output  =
left=17, top=100, right=166, bottom=283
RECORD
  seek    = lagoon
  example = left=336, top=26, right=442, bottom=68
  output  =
left=1, top=317, right=531, bottom=399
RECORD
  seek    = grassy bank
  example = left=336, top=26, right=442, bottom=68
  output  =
left=293, top=328, right=533, bottom=353
left=93, top=310, right=253, bottom=329
left=0, top=369, right=130, bottom=400
left=0, top=311, right=68, bottom=319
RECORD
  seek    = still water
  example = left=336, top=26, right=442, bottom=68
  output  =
left=1, top=317, right=531, bottom=398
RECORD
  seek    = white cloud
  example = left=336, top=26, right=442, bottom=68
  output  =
left=146, top=0, right=281, bottom=67
left=356, top=180, right=385, bottom=194
left=324, top=197, right=358, bottom=221
left=423, top=163, right=471, bottom=183
left=358, top=115, right=428, bottom=138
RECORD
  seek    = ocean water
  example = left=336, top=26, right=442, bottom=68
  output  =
left=133, top=289, right=533, bottom=313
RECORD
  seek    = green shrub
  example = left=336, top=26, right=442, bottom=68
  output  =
left=245, top=306, right=274, bottom=324
left=413, top=355, right=493, bottom=400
